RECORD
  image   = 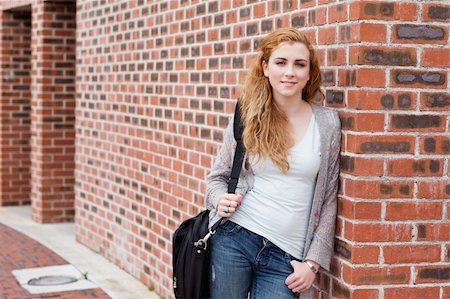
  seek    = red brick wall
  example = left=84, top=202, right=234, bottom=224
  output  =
left=30, top=0, right=76, bottom=223
left=73, top=1, right=449, bottom=298
left=0, top=9, right=32, bottom=206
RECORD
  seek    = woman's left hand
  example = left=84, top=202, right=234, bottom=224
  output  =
left=285, top=260, right=318, bottom=293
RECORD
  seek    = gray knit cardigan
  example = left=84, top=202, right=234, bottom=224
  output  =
left=205, top=104, right=341, bottom=298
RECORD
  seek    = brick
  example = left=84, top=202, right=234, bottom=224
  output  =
left=339, top=112, right=384, bottom=132
left=420, top=92, right=450, bottom=111
left=300, top=0, right=316, bottom=8
left=351, top=289, right=378, bottom=299
left=349, top=46, right=416, bottom=66
left=334, top=238, right=380, bottom=263
left=421, top=48, right=450, bottom=67
left=327, top=47, right=346, bottom=66
left=384, top=287, right=440, bottom=299
left=321, top=69, right=336, bottom=86
left=345, top=179, right=413, bottom=199
left=423, top=3, right=450, bottom=22
left=350, top=1, right=417, bottom=21
left=384, top=244, right=441, bottom=263
left=391, top=69, right=447, bottom=89
left=344, top=265, right=410, bottom=285
left=339, top=68, right=385, bottom=87
left=340, top=155, right=383, bottom=176
left=346, top=134, right=415, bottom=154
left=282, top=0, right=298, bottom=12
left=446, top=244, right=450, bottom=262
left=417, top=223, right=450, bottom=241
left=318, top=26, right=336, bottom=45
left=345, top=221, right=412, bottom=242
left=387, top=158, right=443, bottom=177
left=338, top=23, right=387, bottom=43
left=417, top=180, right=450, bottom=199
left=325, top=90, right=344, bottom=107
left=385, top=201, right=442, bottom=221
left=389, top=114, right=445, bottom=132
left=331, top=279, right=351, bottom=298
left=419, top=135, right=450, bottom=154
left=338, top=198, right=381, bottom=220
left=393, top=24, right=448, bottom=44
left=328, top=3, right=347, bottom=23
left=347, top=90, right=416, bottom=110
left=415, top=265, right=450, bottom=283
left=308, top=7, right=326, bottom=26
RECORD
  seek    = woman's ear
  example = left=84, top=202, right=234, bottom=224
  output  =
left=262, top=60, right=268, bottom=77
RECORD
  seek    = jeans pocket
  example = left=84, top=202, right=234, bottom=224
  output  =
left=218, top=220, right=242, bottom=234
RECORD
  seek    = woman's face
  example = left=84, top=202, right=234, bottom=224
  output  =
left=262, top=42, right=310, bottom=102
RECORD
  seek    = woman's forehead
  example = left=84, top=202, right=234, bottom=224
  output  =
left=270, top=42, right=310, bottom=60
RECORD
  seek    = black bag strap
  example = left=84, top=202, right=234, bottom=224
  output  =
left=210, top=101, right=245, bottom=232
left=227, top=101, right=245, bottom=194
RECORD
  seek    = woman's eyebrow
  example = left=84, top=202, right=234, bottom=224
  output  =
left=273, top=57, right=309, bottom=62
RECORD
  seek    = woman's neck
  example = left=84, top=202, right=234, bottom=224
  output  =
left=274, top=97, right=310, bottom=120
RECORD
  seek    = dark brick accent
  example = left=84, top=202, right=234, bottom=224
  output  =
left=364, top=2, right=394, bottom=17
left=418, top=225, right=426, bottom=238
left=361, top=142, right=410, bottom=153
left=442, top=141, right=450, bottom=154
left=423, top=93, right=450, bottom=108
left=335, top=239, right=352, bottom=259
left=391, top=115, right=442, bottom=129
left=394, top=70, right=446, bottom=86
left=240, top=7, right=250, bottom=18
left=424, top=138, right=436, bottom=152
left=398, top=94, right=412, bottom=108
left=292, top=16, right=305, bottom=27
left=326, top=90, right=344, bottom=104
left=362, top=49, right=415, bottom=66
left=333, top=279, right=351, bottom=299
left=340, top=117, right=354, bottom=130
left=380, top=184, right=393, bottom=195
left=399, top=185, right=410, bottom=195
left=322, top=71, right=335, bottom=84
left=429, top=160, right=440, bottom=173
left=340, top=155, right=355, bottom=172
left=261, top=20, right=273, bottom=32
left=381, top=94, right=394, bottom=108
left=428, top=6, right=450, bottom=20
left=418, top=267, right=450, bottom=280
left=395, top=24, right=445, bottom=40
left=246, top=23, right=258, bottom=36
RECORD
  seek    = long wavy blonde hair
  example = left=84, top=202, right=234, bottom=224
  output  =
left=239, top=28, right=323, bottom=172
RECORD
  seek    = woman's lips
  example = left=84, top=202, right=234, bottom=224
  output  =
left=281, top=81, right=297, bottom=87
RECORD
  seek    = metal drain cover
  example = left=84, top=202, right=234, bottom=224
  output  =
left=28, top=275, right=78, bottom=286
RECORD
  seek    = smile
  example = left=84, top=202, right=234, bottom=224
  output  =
left=281, top=81, right=297, bottom=85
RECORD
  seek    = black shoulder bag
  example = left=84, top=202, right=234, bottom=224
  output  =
left=172, top=102, right=245, bottom=299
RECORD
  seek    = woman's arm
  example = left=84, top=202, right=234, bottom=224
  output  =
left=205, top=117, right=236, bottom=211
left=304, top=113, right=341, bottom=271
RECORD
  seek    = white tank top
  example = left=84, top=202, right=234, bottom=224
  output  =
left=231, top=114, right=321, bottom=259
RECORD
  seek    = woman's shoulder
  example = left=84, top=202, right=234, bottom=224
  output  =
left=311, top=103, right=340, bottom=129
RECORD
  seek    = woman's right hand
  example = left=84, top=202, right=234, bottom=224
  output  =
left=216, top=193, right=242, bottom=217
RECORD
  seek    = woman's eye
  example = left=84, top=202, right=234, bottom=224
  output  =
left=296, top=63, right=306, bottom=67
left=275, top=61, right=285, bottom=65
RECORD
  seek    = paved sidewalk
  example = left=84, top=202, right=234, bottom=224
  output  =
left=0, top=206, right=159, bottom=299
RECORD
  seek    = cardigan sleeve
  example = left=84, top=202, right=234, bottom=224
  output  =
left=305, top=111, right=341, bottom=271
left=205, top=116, right=236, bottom=211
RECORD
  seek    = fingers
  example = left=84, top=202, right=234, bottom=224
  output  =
left=217, top=194, right=242, bottom=217
left=285, top=261, right=316, bottom=293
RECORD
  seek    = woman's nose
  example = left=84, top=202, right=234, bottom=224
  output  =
left=284, top=64, right=294, bottom=76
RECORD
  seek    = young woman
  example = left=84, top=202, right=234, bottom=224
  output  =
left=205, top=28, right=341, bottom=299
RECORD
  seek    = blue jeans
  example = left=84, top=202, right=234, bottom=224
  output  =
left=209, top=221, right=299, bottom=299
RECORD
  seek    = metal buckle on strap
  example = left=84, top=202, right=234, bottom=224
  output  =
left=193, top=229, right=216, bottom=251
